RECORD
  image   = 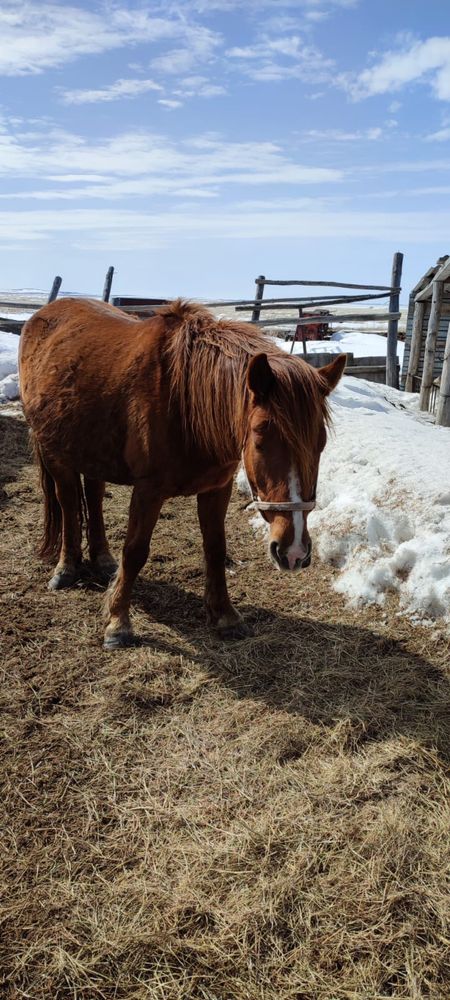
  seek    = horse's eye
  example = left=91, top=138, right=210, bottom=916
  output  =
left=253, top=421, right=269, bottom=435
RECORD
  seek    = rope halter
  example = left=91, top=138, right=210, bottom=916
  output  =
left=250, top=498, right=316, bottom=512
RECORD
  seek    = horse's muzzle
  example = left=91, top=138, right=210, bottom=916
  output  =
left=270, top=540, right=312, bottom=572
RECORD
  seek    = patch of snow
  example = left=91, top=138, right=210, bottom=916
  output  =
left=311, top=377, right=450, bottom=623
left=0, top=331, right=20, bottom=402
left=0, top=310, right=34, bottom=322
left=236, top=465, right=252, bottom=497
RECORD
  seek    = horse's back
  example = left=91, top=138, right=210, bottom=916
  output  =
left=20, top=298, right=167, bottom=482
left=21, top=297, right=142, bottom=373
left=20, top=297, right=162, bottom=402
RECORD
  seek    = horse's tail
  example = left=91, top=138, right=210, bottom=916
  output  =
left=31, top=434, right=86, bottom=562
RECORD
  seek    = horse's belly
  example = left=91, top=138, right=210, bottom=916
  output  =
left=25, top=394, right=134, bottom=484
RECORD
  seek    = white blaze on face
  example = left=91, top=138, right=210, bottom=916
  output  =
left=286, top=467, right=308, bottom=569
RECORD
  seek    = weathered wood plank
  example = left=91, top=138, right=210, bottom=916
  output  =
left=207, top=291, right=392, bottom=308
left=419, top=279, right=444, bottom=410
left=0, top=299, right=45, bottom=310
left=251, top=275, right=265, bottom=322
left=236, top=291, right=392, bottom=312
left=409, top=256, right=447, bottom=296
left=47, top=275, right=62, bottom=303
left=386, top=251, right=403, bottom=388
left=256, top=278, right=400, bottom=291
left=304, top=351, right=396, bottom=384
left=256, top=311, right=400, bottom=327
left=405, top=298, right=425, bottom=392
left=0, top=317, right=24, bottom=334
left=102, top=266, right=114, bottom=303
left=436, top=320, right=450, bottom=426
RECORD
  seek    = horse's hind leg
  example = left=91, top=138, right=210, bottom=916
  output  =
left=48, top=469, right=83, bottom=591
left=103, top=482, right=162, bottom=649
left=84, top=477, right=117, bottom=582
left=197, top=481, right=253, bottom=640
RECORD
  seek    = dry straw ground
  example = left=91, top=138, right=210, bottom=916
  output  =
left=1, top=405, right=449, bottom=1000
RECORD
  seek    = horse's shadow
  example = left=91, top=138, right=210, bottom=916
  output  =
left=129, top=576, right=450, bottom=765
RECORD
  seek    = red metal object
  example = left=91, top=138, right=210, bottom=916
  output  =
left=295, top=310, right=330, bottom=342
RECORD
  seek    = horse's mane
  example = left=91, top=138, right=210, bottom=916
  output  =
left=160, top=300, right=330, bottom=473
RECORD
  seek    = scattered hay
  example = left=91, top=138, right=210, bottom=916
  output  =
left=1, top=407, right=449, bottom=999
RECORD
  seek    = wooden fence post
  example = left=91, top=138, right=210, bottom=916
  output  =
left=436, top=320, right=450, bottom=426
left=419, top=278, right=444, bottom=410
left=47, top=275, right=62, bottom=303
left=405, top=297, right=425, bottom=392
left=251, top=275, right=265, bottom=322
left=386, top=251, right=403, bottom=388
left=102, top=266, right=114, bottom=302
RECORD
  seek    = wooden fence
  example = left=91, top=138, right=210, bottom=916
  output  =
left=0, top=268, right=114, bottom=336
left=401, top=255, right=450, bottom=426
left=113, top=253, right=403, bottom=388
left=1, top=257, right=403, bottom=391
left=210, top=253, right=403, bottom=388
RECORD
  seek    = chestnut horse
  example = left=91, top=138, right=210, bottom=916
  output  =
left=19, top=298, right=345, bottom=649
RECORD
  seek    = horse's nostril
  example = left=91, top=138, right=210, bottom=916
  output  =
left=270, top=540, right=279, bottom=563
left=270, top=541, right=290, bottom=570
left=301, top=542, right=312, bottom=568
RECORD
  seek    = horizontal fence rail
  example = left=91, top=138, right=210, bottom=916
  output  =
left=254, top=279, right=400, bottom=292
left=256, top=311, right=401, bottom=327
left=235, top=292, right=393, bottom=312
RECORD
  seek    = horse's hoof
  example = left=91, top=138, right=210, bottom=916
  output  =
left=217, top=620, right=254, bottom=641
left=103, top=630, right=137, bottom=650
left=48, top=569, right=79, bottom=591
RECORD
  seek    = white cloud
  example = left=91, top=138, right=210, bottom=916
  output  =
left=347, top=36, right=450, bottom=101
left=174, top=0, right=357, bottom=13
left=426, top=127, right=450, bottom=141
left=61, top=78, right=163, bottom=105
left=0, top=205, right=446, bottom=253
left=297, top=127, right=383, bottom=141
left=174, top=76, right=227, bottom=98
left=370, top=158, right=450, bottom=174
left=0, top=121, right=342, bottom=197
left=158, top=99, right=184, bottom=109
left=150, top=24, right=220, bottom=75
left=0, top=2, right=216, bottom=76
left=226, top=34, right=334, bottom=83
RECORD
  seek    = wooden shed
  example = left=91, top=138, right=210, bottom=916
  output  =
left=401, top=256, right=450, bottom=409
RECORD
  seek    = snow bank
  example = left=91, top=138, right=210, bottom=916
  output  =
left=238, top=377, right=450, bottom=625
left=312, top=378, right=450, bottom=622
left=0, top=332, right=20, bottom=402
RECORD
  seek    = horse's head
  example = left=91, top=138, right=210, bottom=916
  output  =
left=242, top=351, right=345, bottom=572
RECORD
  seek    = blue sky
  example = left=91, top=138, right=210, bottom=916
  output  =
left=1, top=0, right=450, bottom=300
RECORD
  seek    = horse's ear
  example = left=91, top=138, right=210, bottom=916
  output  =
left=318, top=353, right=346, bottom=394
left=247, top=353, right=275, bottom=400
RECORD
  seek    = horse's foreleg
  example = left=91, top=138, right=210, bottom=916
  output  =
left=84, top=477, right=117, bottom=582
left=197, top=481, right=253, bottom=640
left=48, top=470, right=83, bottom=591
left=103, top=482, right=162, bottom=649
